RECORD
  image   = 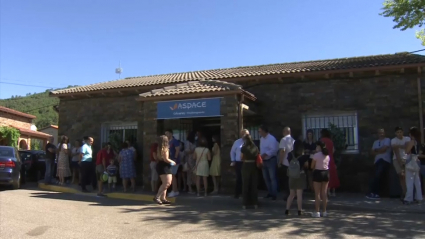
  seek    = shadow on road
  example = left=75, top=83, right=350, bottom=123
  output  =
left=119, top=201, right=425, bottom=239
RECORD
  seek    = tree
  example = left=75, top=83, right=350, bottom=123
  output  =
left=380, top=0, right=425, bottom=46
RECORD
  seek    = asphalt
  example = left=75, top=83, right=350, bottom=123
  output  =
left=1, top=185, right=425, bottom=239
left=37, top=180, right=425, bottom=214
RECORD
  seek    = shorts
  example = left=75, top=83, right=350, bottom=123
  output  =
left=156, top=161, right=172, bottom=175
left=95, top=165, right=105, bottom=181
left=289, top=173, right=306, bottom=190
left=150, top=161, right=158, bottom=181
left=171, top=164, right=181, bottom=175
left=108, top=176, right=117, bottom=184
left=313, top=170, right=329, bottom=183
left=393, top=159, right=403, bottom=175
left=71, top=161, right=80, bottom=169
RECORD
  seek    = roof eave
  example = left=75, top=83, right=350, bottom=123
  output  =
left=49, top=62, right=425, bottom=98
left=136, top=90, right=244, bottom=102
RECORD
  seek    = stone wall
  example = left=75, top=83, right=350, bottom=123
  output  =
left=58, top=94, right=141, bottom=151
left=0, top=112, right=32, bottom=129
left=219, top=95, right=240, bottom=193
left=240, top=74, right=422, bottom=194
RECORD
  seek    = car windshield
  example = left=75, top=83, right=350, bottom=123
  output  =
left=19, top=152, right=32, bottom=161
left=0, top=148, right=14, bottom=157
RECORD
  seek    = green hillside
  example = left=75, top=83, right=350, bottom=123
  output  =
left=0, top=86, right=76, bottom=129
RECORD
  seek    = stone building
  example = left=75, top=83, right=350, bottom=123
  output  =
left=0, top=106, right=52, bottom=149
left=50, top=52, right=425, bottom=194
left=38, top=125, right=58, bottom=146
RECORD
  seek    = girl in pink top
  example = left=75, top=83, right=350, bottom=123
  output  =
left=310, top=141, right=330, bottom=218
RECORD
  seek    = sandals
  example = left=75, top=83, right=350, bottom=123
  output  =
left=162, top=200, right=172, bottom=205
left=153, top=197, right=162, bottom=205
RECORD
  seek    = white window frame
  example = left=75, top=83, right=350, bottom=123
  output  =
left=101, top=122, right=138, bottom=144
left=302, top=111, right=359, bottom=154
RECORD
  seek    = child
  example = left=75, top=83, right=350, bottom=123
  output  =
left=107, top=159, right=118, bottom=191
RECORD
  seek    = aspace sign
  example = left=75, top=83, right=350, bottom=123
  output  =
left=157, top=98, right=221, bottom=119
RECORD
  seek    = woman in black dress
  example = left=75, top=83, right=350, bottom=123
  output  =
left=154, top=135, right=176, bottom=205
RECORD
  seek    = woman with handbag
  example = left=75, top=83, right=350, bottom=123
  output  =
left=403, top=127, right=423, bottom=204
left=193, top=137, right=211, bottom=197
left=209, top=135, right=221, bottom=194
left=240, top=135, right=260, bottom=209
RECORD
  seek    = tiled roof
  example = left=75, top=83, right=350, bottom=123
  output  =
left=139, top=80, right=254, bottom=99
left=38, top=125, right=58, bottom=131
left=15, top=127, right=51, bottom=139
left=0, top=106, right=36, bottom=119
left=51, top=52, right=425, bottom=95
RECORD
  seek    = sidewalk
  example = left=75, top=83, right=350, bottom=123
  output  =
left=37, top=181, right=176, bottom=203
left=37, top=181, right=425, bottom=213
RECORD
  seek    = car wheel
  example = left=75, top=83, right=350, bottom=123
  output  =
left=13, top=172, right=21, bottom=189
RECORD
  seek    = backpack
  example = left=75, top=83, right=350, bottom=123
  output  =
left=287, top=153, right=301, bottom=179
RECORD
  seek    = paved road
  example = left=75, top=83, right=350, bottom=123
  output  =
left=1, top=186, right=425, bottom=239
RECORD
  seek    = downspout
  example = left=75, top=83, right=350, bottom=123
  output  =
left=418, top=66, right=424, bottom=144
left=238, top=94, right=244, bottom=133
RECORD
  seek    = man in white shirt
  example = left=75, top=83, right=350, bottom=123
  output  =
left=366, top=128, right=392, bottom=200
left=278, top=127, right=295, bottom=199
left=230, top=129, right=249, bottom=198
left=259, top=125, right=279, bottom=200
left=391, top=126, right=410, bottom=199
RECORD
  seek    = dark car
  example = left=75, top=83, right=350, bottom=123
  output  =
left=0, top=146, right=25, bottom=189
left=19, top=150, right=47, bottom=182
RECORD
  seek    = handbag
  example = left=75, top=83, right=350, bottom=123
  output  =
left=405, top=144, right=421, bottom=172
left=256, top=154, right=263, bottom=168
left=405, top=154, right=420, bottom=172
left=182, top=162, right=189, bottom=172
left=193, top=148, right=206, bottom=174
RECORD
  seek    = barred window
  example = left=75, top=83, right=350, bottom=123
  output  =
left=302, top=112, right=358, bottom=153
left=101, top=122, right=138, bottom=146
left=247, top=126, right=260, bottom=141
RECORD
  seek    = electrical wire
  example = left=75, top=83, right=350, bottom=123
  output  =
left=0, top=81, right=62, bottom=89
left=410, top=49, right=425, bottom=53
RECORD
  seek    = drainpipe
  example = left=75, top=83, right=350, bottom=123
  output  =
left=238, top=94, right=244, bottom=133
left=418, top=66, right=424, bottom=144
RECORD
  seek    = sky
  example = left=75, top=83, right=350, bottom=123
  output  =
left=0, top=0, right=422, bottom=99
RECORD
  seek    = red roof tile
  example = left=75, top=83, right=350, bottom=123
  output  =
left=139, top=80, right=254, bottom=99
left=51, top=52, right=425, bottom=96
left=0, top=106, right=36, bottom=119
left=15, top=127, right=52, bottom=139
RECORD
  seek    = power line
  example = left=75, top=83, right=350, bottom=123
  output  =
left=410, top=49, right=425, bottom=53
left=0, top=103, right=58, bottom=113
left=0, top=81, right=62, bottom=89
left=23, top=104, right=58, bottom=113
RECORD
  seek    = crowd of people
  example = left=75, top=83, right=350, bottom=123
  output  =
left=44, top=135, right=138, bottom=197
left=42, top=124, right=424, bottom=217
left=367, top=126, right=424, bottom=204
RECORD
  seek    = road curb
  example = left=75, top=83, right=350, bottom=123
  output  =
left=37, top=182, right=176, bottom=203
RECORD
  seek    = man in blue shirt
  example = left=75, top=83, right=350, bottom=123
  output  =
left=366, top=129, right=391, bottom=200
left=230, top=129, right=249, bottom=198
left=165, top=129, right=180, bottom=198
left=79, top=136, right=94, bottom=193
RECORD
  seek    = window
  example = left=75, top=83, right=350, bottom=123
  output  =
left=247, top=126, right=260, bottom=140
left=302, top=112, right=358, bottom=153
left=101, top=122, right=138, bottom=145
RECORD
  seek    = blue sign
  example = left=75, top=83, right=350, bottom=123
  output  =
left=157, top=98, right=221, bottom=119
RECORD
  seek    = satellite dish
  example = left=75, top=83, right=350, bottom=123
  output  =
left=30, top=125, right=37, bottom=131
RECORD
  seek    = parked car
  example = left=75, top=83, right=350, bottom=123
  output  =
left=19, top=150, right=46, bottom=181
left=0, top=146, right=25, bottom=189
